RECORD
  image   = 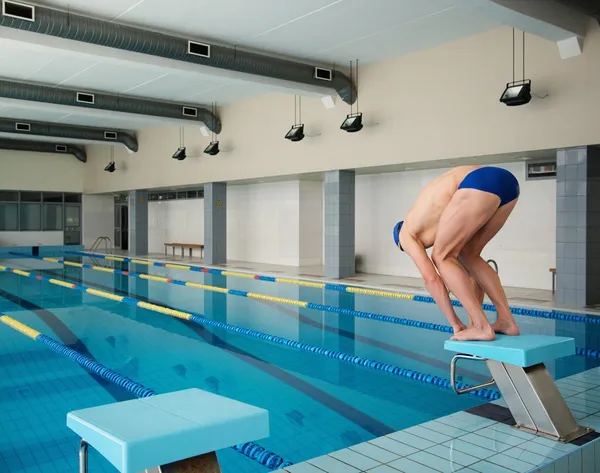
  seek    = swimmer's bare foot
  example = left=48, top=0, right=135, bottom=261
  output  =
left=452, top=321, right=468, bottom=335
left=450, top=324, right=495, bottom=341
left=491, top=319, right=520, bottom=336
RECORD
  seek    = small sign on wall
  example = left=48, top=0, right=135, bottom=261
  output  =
left=216, top=200, right=223, bottom=207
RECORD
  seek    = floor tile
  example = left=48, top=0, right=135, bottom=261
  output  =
left=522, top=441, right=570, bottom=460
left=405, top=425, right=453, bottom=444
left=349, top=442, right=399, bottom=464
left=554, top=455, right=569, bottom=473
left=582, top=443, right=595, bottom=473
left=426, top=444, right=479, bottom=468
left=569, top=449, right=582, bottom=472
left=307, top=455, right=361, bottom=473
left=285, top=463, right=326, bottom=473
left=329, top=448, right=380, bottom=471
left=387, top=457, right=436, bottom=473
left=457, top=432, right=512, bottom=453
left=481, top=422, right=538, bottom=441
left=531, top=436, right=577, bottom=453
left=437, top=412, right=495, bottom=432
left=475, top=426, right=528, bottom=447
left=368, top=437, right=418, bottom=457
left=469, top=460, right=522, bottom=473
left=456, top=469, right=480, bottom=473
left=442, top=440, right=495, bottom=460
left=387, top=431, right=436, bottom=450
left=487, top=453, right=536, bottom=473
left=505, top=446, right=555, bottom=467
left=421, top=420, right=470, bottom=439
left=407, top=450, right=462, bottom=473
left=366, top=466, right=402, bottom=473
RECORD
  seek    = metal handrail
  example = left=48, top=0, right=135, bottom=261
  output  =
left=450, top=354, right=496, bottom=394
left=90, top=236, right=111, bottom=253
left=487, top=259, right=499, bottom=273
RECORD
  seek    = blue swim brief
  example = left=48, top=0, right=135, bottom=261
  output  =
left=457, top=166, right=520, bottom=206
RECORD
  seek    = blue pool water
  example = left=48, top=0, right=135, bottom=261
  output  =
left=1, top=254, right=599, bottom=473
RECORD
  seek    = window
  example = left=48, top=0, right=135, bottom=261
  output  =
left=64, top=193, right=82, bottom=203
left=65, top=205, right=80, bottom=227
left=20, top=203, right=41, bottom=230
left=0, top=191, right=18, bottom=202
left=0, top=203, right=18, bottom=230
left=43, top=192, right=63, bottom=203
left=21, top=191, right=41, bottom=202
left=186, top=190, right=197, bottom=199
left=177, top=191, right=187, bottom=199
left=43, top=204, right=63, bottom=230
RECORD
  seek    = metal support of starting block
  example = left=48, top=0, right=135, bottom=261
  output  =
left=79, top=439, right=222, bottom=473
left=450, top=353, right=592, bottom=443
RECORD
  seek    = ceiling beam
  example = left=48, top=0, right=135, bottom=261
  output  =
left=458, top=0, right=591, bottom=57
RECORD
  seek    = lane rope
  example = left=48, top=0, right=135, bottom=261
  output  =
left=0, top=313, right=292, bottom=469
left=64, top=251, right=600, bottom=326
left=0, top=262, right=500, bottom=401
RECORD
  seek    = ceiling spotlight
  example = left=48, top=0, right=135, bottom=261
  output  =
left=340, top=113, right=363, bottom=133
left=172, top=147, right=186, bottom=161
left=500, top=80, right=532, bottom=106
left=104, top=162, right=116, bottom=173
left=204, top=141, right=220, bottom=156
left=285, top=124, right=305, bottom=142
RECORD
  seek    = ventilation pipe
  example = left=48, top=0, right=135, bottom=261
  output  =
left=0, top=117, right=138, bottom=151
left=0, top=137, right=87, bottom=162
left=0, top=1, right=356, bottom=104
left=0, top=79, right=222, bottom=134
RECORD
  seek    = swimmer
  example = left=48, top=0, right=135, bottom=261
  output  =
left=393, top=165, right=520, bottom=341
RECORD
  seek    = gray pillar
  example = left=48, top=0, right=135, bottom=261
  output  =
left=204, top=183, right=227, bottom=265
left=324, top=170, right=355, bottom=279
left=128, top=190, right=148, bottom=256
left=556, top=146, right=600, bottom=307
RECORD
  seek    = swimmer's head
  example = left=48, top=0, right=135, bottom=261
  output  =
left=393, top=221, right=404, bottom=251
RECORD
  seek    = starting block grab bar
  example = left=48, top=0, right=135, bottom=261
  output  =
left=445, top=335, right=594, bottom=443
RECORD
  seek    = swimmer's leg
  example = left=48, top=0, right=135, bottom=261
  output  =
left=432, top=189, right=500, bottom=341
left=459, top=198, right=520, bottom=335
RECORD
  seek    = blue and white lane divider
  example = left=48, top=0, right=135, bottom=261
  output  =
left=64, top=250, right=600, bottom=327
left=0, top=262, right=500, bottom=401
left=0, top=314, right=292, bottom=470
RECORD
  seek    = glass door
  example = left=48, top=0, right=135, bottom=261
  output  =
left=64, top=204, right=81, bottom=245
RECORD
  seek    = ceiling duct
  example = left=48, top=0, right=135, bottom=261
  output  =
left=555, top=0, right=600, bottom=23
left=0, top=79, right=222, bottom=134
left=0, top=117, right=138, bottom=151
left=0, top=1, right=356, bottom=104
left=0, top=137, right=86, bottom=162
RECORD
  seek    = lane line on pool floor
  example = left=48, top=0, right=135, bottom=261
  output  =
left=64, top=251, right=600, bottom=325
left=0, top=313, right=293, bottom=470
left=0, top=261, right=500, bottom=401
left=23, top=264, right=399, bottom=439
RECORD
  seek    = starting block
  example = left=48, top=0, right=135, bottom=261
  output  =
left=66, top=388, right=270, bottom=473
left=445, top=334, right=593, bottom=443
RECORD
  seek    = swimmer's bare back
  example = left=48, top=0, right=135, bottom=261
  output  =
left=402, top=165, right=480, bottom=248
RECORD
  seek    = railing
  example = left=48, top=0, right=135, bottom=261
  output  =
left=90, top=237, right=111, bottom=254
left=487, top=259, right=498, bottom=274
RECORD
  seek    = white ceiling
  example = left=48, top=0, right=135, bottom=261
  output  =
left=0, top=0, right=500, bottom=133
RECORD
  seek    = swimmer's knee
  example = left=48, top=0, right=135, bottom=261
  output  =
left=432, top=247, right=456, bottom=266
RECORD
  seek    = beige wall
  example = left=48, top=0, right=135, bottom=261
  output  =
left=84, top=23, right=600, bottom=193
left=0, top=149, right=85, bottom=192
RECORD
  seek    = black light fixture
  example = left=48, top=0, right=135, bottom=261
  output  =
left=204, top=141, right=220, bottom=155
left=204, top=102, right=221, bottom=155
left=104, top=146, right=116, bottom=172
left=173, top=126, right=186, bottom=160
left=341, top=59, right=363, bottom=132
left=285, top=95, right=305, bottom=142
left=172, top=147, right=186, bottom=160
left=500, top=29, right=532, bottom=107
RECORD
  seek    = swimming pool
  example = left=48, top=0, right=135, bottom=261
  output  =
left=1, top=252, right=599, bottom=473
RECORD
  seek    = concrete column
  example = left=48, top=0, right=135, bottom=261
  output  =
left=556, top=146, right=600, bottom=307
left=204, top=183, right=227, bottom=265
left=128, top=190, right=148, bottom=257
left=324, top=170, right=355, bottom=279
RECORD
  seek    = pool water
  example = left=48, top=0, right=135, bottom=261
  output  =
left=0, top=254, right=599, bottom=473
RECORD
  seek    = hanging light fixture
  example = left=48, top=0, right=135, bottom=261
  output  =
left=341, top=59, right=363, bottom=132
left=500, top=29, right=532, bottom=106
left=172, top=126, right=186, bottom=160
left=285, top=95, right=305, bottom=142
left=104, top=146, right=116, bottom=172
left=204, top=102, right=220, bottom=155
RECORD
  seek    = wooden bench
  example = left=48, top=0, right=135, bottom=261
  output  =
left=550, top=267, right=556, bottom=294
left=165, top=242, right=204, bottom=258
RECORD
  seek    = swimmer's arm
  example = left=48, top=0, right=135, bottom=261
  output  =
left=402, top=236, right=458, bottom=323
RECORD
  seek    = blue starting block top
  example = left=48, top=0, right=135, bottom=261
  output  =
left=444, top=334, right=575, bottom=367
left=66, top=388, right=269, bottom=473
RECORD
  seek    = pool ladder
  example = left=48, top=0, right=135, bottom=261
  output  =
left=90, top=236, right=111, bottom=254
left=487, top=259, right=498, bottom=274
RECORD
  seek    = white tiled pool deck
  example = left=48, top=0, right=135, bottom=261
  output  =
left=276, top=367, right=600, bottom=473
